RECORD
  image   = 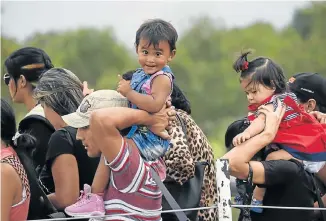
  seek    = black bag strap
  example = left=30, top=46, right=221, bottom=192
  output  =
left=176, top=113, right=187, bottom=139
left=151, top=168, right=188, bottom=221
left=36, top=178, right=67, bottom=219
left=149, top=112, right=188, bottom=220
left=37, top=180, right=59, bottom=213
left=311, top=174, right=326, bottom=221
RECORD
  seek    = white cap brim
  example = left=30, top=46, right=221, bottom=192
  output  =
left=62, top=112, right=90, bottom=128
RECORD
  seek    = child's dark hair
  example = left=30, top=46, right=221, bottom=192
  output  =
left=4, top=47, right=53, bottom=89
left=233, top=50, right=287, bottom=93
left=171, top=83, right=191, bottom=115
left=135, top=19, right=178, bottom=52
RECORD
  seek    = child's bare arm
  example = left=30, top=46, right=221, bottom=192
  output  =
left=126, top=75, right=171, bottom=113
left=233, top=115, right=265, bottom=146
left=245, top=114, right=266, bottom=138
left=233, top=104, right=275, bottom=146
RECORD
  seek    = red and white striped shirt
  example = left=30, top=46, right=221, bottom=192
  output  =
left=103, top=138, right=166, bottom=221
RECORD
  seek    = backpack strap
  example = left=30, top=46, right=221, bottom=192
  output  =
left=151, top=168, right=188, bottom=221
left=176, top=113, right=187, bottom=138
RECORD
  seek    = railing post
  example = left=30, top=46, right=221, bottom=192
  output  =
left=215, top=159, right=232, bottom=221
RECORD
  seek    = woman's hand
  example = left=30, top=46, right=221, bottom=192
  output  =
left=149, top=105, right=176, bottom=139
left=82, top=81, right=94, bottom=97
left=309, top=111, right=326, bottom=124
left=258, top=99, right=286, bottom=141
left=165, top=99, right=176, bottom=134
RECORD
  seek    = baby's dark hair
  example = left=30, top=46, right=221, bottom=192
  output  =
left=135, top=19, right=178, bottom=52
left=233, top=50, right=287, bottom=93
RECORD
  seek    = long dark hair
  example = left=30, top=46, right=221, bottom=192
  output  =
left=4, top=47, right=54, bottom=92
left=1, top=98, right=41, bottom=219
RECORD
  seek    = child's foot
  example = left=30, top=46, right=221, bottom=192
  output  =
left=250, top=198, right=263, bottom=213
left=65, top=184, right=105, bottom=217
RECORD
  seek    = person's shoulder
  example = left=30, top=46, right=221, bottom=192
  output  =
left=46, top=127, right=76, bottom=161
left=132, top=69, right=143, bottom=77
left=176, top=109, right=194, bottom=126
left=273, top=92, right=297, bottom=101
left=1, top=162, right=20, bottom=184
left=50, top=129, right=65, bottom=140
left=49, top=127, right=75, bottom=144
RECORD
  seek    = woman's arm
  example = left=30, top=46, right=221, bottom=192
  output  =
left=1, top=163, right=20, bottom=221
left=222, top=101, right=285, bottom=183
left=91, top=105, right=173, bottom=139
left=45, top=131, right=80, bottom=210
left=310, top=111, right=326, bottom=124
left=233, top=114, right=266, bottom=146
left=47, top=154, right=79, bottom=209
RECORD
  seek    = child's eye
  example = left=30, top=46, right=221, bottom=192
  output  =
left=142, top=50, right=148, bottom=55
left=156, top=52, right=162, bottom=56
left=252, top=91, right=257, bottom=94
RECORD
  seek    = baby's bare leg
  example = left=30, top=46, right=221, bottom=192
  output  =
left=266, top=149, right=293, bottom=161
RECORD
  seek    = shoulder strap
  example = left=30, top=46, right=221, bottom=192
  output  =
left=176, top=113, right=187, bottom=138
left=150, top=112, right=188, bottom=221
left=150, top=168, right=188, bottom=221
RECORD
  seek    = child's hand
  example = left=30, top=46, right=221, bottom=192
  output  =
left=233, top=131, right=251, bottom=146
left=117, top=75, right=132, bottom=96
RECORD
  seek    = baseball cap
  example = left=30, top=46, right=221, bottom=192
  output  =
left=62, top=90, right=129, bottom=128
left=288, top=73, right=326, bottom=106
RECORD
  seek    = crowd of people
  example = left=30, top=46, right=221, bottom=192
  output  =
left=1, top=18, right=326, bottom=221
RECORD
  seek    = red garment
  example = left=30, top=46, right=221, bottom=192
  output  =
left=248, top=94, right=326, bottom=159
left=1, top=147, right=30, bottom=221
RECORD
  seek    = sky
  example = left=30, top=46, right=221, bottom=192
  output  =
left=1, top=1, right=310, bottom=48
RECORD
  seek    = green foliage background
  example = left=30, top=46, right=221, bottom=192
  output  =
left=1, top=3, right=326, bottom=220
left=2, top=2, right=326, bottom=157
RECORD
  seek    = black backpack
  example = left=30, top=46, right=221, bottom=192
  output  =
left=19, top=114, right=55, bottom=134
